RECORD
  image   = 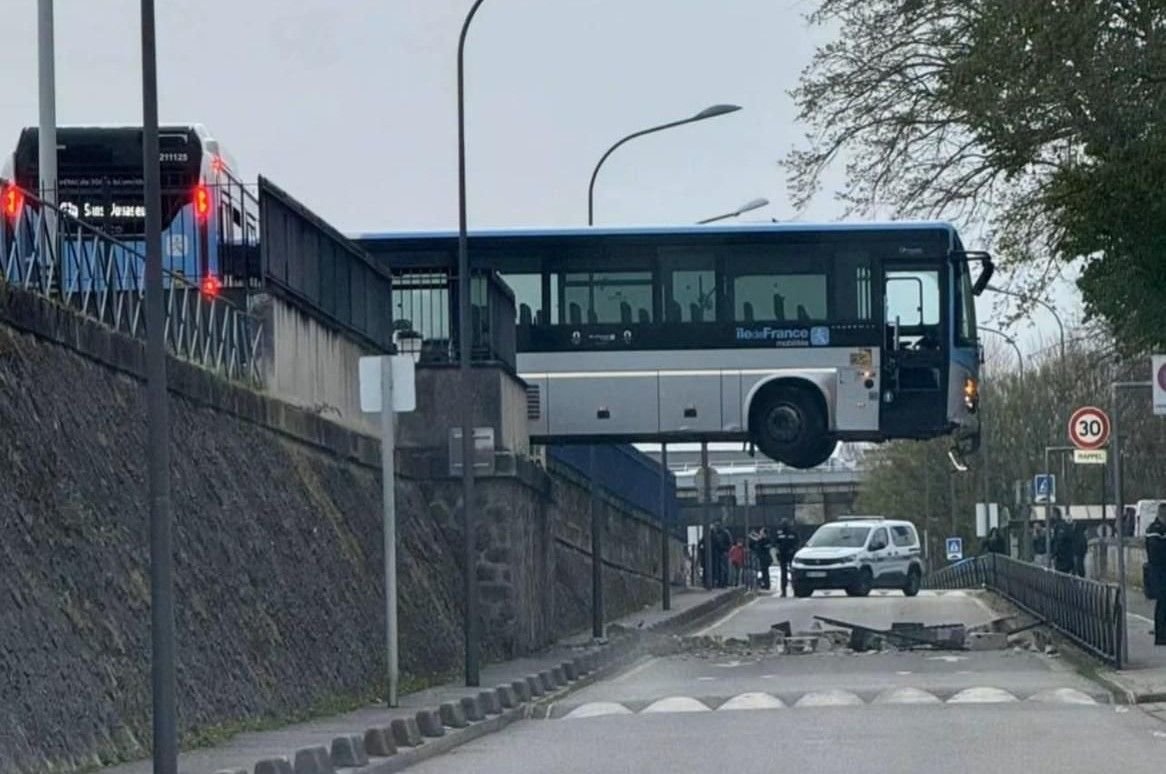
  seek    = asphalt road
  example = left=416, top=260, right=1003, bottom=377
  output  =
left=408, top=589, right=1166, bottom=774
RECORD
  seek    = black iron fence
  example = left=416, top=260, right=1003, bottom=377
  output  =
left=391, top=268, right=516, bottom=371
left=926, top=554, right=1124, bottom=667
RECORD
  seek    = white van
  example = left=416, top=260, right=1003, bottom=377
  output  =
left=790, top=517, right=924, bottom=598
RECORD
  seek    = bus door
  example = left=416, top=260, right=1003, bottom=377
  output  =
left=878, top=259, right=949, bottom=437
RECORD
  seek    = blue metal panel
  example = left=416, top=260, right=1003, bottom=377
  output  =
left=548, top=443, right=679, bottom=528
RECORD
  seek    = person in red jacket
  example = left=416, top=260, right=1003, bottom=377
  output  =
left=728, top=539, right=746, bottom=587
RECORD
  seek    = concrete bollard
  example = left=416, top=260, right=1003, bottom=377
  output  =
left=416, top=709, right=445, bottom=738
left=330, top=734, right=368, bottom=768
left=216, top=769, right=247, bottom=774
left=563, top=661, right=578, bottom=681
left=479, top=689, right=502, bottom=715
left=551, top=666, right=567, bottom=686
left=496, top=684, right=519, bottom=709
left=460, top=694, right=485, bottom=722
left=390, top=717, right=423, bottom=748
left=363, top=727, right=397, bottom=758
left=513, top=679, right=532, bottom=701
left=573, top=657, right=589, bottom=676
left=440, top=701, right=469, bottom=729
left=538, top=670, right=556, bottom=691
left=292, top=746, right=334, bottom=774
left=254, top=761, right=293, bottom=774
left=525, top=675, right=544, bottom=697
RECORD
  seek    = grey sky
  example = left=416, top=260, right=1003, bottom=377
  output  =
left=1, top=0, right=1076, bottom=354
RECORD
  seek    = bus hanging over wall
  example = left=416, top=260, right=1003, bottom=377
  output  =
left=357, top=221, right=992, bottom=469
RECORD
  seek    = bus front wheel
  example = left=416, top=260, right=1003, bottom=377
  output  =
left=750, top=385, right=829, bottom=469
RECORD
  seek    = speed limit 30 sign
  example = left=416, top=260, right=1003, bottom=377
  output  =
left=1068, top=405, right=1111, bottom=450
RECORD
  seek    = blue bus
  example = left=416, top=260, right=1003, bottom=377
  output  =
left=359, top=221, right=992, bottom=469
left=2, top=124, right=257, bottom=296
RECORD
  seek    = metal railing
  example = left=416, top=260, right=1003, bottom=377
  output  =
left=0, top=183, right=263, bottom=384
left=391, top=268, right=516, bottom=371
left=926, top=554, right=1124, bottom=667
left=548, top=444, right=679, bottom=529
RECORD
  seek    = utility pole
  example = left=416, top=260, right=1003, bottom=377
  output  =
left=37, top=0, right=57, bottom=208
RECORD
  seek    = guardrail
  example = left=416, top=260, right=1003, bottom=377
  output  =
left=926, top=554, right=1124, bottom=667
left=0, top=182, right=263, bottom=384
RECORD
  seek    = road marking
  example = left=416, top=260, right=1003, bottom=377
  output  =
left=873, top=687, right=941, bottom=705
left=718, top=692, right=786, bottom=710
left=564, top=702, right=633, bottom=719
left=948, top=687, right=1019, bottom=704
left=794, top=689, right=864, bottom=707
left=642, top=696, right=710, bottom=713
left=1130, top=613, right=1154, bottom=625
left=1028, top=688, right=1097, bottom=705
left=694, top=595, right=762, bottom=636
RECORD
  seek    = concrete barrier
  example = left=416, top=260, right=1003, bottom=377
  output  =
left=416, top=709, right=445, bottom=738
left=254, top=759, right=293, bottom=774
left=460, top=695, right=485, bottom=722
left=390, top=717, right=424, bottom=748
left=551, top=666, right=567, bottom=686
left=363, top=727, right=396, bottom=758
left=563, top=661, right=578, bottom=681
left=439, top=701, right=468, bottom=729
left=479, top=689, right=502, bottom=715
left=496, top=684, right=519, bottom=709
left=525, top=675, right=544, bottom=697
left=330, top=734, right=368, bottom=768
left=292, top=746, right=334, bottom=774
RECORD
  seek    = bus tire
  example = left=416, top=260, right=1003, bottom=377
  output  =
left=750, top=384, right=829, bottom=469
left=785, top=436, right=838, bottom=469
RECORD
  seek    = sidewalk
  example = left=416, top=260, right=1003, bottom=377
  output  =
left=102, top=587, right=746, bottom=774
left=1095, top=593, right=1166, bottom=703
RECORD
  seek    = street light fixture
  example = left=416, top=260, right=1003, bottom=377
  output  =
left=587, top=104, right=743, bottom=226
left=978, top=325, right=1024, bottom=375
left=986, top=284, right=1065, bottom=362
left=697, top=197, right=769, bottom=224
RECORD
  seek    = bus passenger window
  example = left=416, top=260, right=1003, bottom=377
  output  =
left=500, top=273, right=542, bottom=326
left=562, top=272, right=653, bottom=324
left=733, top=273, right=827, bottom=322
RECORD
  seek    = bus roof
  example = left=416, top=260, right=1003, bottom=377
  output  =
left=349, top=220, right=959, bottom=243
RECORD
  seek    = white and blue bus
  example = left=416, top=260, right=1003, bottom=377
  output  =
left=2, top=124, right=257, bottom=296
left=359, top=221, right=992, bottom=469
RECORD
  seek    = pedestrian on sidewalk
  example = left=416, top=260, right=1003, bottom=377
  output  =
left=774, top=519, right=800, bottom=597
left=1146, top=504, right=1166, bottom=646
left=749, top=527, right=773, bottom=590
left=728, top=539, right=746, bottom=587
left=1072, top=522, right=1088, bottom=577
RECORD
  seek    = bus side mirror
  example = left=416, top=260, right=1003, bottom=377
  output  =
left=972, top=254, right=995, bottom=296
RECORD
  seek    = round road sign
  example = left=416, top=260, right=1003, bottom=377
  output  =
left=1068, top=405, right=1111, bottom=450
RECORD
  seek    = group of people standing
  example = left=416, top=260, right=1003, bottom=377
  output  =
left=696, top=521, right=801, bottom=596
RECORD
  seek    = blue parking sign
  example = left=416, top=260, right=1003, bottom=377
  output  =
left=945, top=537, right=963, bottom=562
left=1033, top=474, right=1056, bottom=504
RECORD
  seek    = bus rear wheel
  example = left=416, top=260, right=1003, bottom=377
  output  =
left=750, top=385, right=829, bottom=469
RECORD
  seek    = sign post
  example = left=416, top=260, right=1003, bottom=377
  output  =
left=1068, top=405, right=1111, bottom=451
left=360, top=355, right=416, bottom=707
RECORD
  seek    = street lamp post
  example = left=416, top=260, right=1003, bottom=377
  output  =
left=978, top=325, right=1024, bottom=375
left=584, top=103, right=741, bottom=636
left=697, top=197, right=769, bottom=224
left=986, top=284, right=1065, bottom=362
left=140, top=1, right=177, bottom=773
left=456, top=0, right=487, bottom=688
left=587, top=104, right=742, bottom=226
left=976, top=326, right=1022, bottom=553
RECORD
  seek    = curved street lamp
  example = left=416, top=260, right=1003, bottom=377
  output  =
left=587, top=104, right=742, bottom=225
left=986, top=284, right=1065, bottom=362
left=979, top=325, right=1024, bottom=375
left=698, top=197, right=769, bottom=224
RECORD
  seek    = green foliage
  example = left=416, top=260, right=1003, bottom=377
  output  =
left=856, top=340, right=1166, bottom=544
left=788, top=0, right=1166, bottom=350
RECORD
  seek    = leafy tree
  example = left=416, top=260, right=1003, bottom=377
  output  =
left=788, top=0, right=1166, bottom=350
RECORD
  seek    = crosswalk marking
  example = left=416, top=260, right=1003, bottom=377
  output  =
left=559, top=687, right=1098, bottom=718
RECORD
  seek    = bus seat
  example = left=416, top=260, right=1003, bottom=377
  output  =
left=743, top=302, right=755, bottom=322
left=587, top=308, right=598, bottom=324
left=620, top=301, right=632, bottom=324
left=667, top=299, right=682, bottom=322
left=638, top=308, right=650, bottom=324
left=519, top=303, right=533, bottom=326
left=773, top=294, right=786, bottom=320
left=569, top=302, right=582, bottom=324
left=796, top=304, right=810, bottom=322
left=536, top=309, right=547, bottom=325
left=689, top=303, right=704, bottom=322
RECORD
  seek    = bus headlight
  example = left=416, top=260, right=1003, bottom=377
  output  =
left=963, top=377, right=979, bottom=412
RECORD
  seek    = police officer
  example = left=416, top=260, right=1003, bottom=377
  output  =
left=774, top=520, right=800, bottom=597
left=1146, top=504, right=1166, bottom=646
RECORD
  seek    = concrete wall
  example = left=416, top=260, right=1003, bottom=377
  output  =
left=396, top=364, right=530, bottom=456
left=0, top=286, right=682, bottom=774
left=252, top=292, right=380, bottom=436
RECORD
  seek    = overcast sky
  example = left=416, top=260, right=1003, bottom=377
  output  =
left=0, top=0, right=1077, bottom=354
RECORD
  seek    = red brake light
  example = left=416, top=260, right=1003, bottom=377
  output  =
left=200, top=274, right=221, bottom=299
left=194, top=185, right=210, bottom=221
left=3, top=184, right=23, bottom=220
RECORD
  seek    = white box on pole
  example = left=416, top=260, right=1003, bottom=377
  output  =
left=1154, top=355, right=1166, bottom=416
left=989, top=503, right=1000, bottom=531
left=976, top=503, right=987, bottom=538
left=360, top=355, right=417, bottom=413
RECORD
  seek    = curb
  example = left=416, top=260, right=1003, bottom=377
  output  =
left=245, top=589, right=746, bottom=774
